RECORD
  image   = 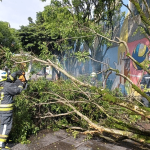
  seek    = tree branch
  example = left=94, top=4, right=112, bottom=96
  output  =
left=35, top=111, right=75, bottom=118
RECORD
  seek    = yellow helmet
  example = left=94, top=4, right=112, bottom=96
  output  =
left=0, top=70, right=8, bottom=82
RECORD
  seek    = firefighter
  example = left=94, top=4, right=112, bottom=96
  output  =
left=140, top=72, right=150, bottom=107
left=0, top=70, right=26, bottom=150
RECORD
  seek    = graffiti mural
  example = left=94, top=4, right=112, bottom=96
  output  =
left=132, top=43, right=149, bottom=70
left=101, top=12, right=150, bottom=96
left=128, top=38, right=150, bottom=86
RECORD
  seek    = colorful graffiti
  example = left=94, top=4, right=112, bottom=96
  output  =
left=132, top=43, right=149, bottom=70
left=101, top=12, right=150, bottom=96
left=128, top=38, right=150, bottom=85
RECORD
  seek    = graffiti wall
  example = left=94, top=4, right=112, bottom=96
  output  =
left=128, top=38, right=150, bottom=85
left=101, top=15, right=129, bottom=94
left=101, top=45, right=129, bottom=95
left=100, top=12, right=150, bottom=96
left=103, top=38, right=150, bottom=95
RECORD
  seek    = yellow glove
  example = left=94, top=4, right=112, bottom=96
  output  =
left=18, top=72, right=26, bottom=82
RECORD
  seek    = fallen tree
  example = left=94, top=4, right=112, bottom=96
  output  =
left=8, top=50, right=150, bottom=145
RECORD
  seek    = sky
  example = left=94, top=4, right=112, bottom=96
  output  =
left=121, top=0, right=129, bottom=15
left=0, top=0, right=51, bottom=29
left=0, top=0, right=128, bottom=30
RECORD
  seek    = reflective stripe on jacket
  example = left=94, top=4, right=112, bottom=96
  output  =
left=0, top=79, right=23, bottom=113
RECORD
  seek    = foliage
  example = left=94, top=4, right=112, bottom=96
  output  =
left=0, top=21, right=22, bottom=68
left=0, top=21, right=21, bottom=53
left=17, top=0, right=125, bottom=78
left=110, top=87, right=124, bottom=97
left=10, top=96, right=38, bottom=144
left=74, top=51, right=90, bottom=62
left=9, top=78, right=103, bottom=142
left=0, top=46, right=10, bottom=68
left=8, top=77, right=150, bottom=143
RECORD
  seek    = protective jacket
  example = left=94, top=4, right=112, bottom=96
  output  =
left=0, top=72, right=24, bottom=149
left=140, top=74, right=150, bottom=92
left=0, top=80, right=23, bottom=113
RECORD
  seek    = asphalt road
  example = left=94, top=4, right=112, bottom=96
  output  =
left=7, top=129, right=150, bottom=150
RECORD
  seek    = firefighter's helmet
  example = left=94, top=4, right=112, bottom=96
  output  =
left=0, top=70, right=7, bottom=82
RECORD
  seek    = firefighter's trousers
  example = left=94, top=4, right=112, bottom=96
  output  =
left=0, top=113, right=13, bottom=148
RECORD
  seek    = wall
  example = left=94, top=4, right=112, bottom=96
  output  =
left=128, top=38, right=150, bottom=85
left=101, top=1, right=150, bottom=95
left=103, top=24, right=150, bottom=95
left=101, top=46, right=118, bottom=90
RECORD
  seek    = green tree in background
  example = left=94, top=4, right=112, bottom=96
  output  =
left=0, top=21, right=21, bottom=53
left=18, top=15, right=61, bottom=57
left=0, top=21, right=22, bottom=68
left=19, top=0, right=124, bottom=79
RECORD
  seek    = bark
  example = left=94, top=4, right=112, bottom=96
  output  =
left=35, top=111, right=75, bottom=118
left=103, top=70, right=112, bottom=89
left=101, top=90, right=150, bottom=119
left=54, top=94, right=150, bottom=144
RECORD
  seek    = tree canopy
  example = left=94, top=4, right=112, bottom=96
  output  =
left=0, top=21, right=20, bottom=52
left=17, top=0, right=125, bottom=79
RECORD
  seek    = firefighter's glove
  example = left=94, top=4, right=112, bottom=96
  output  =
left=18, top=72, right=26, bottom=82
